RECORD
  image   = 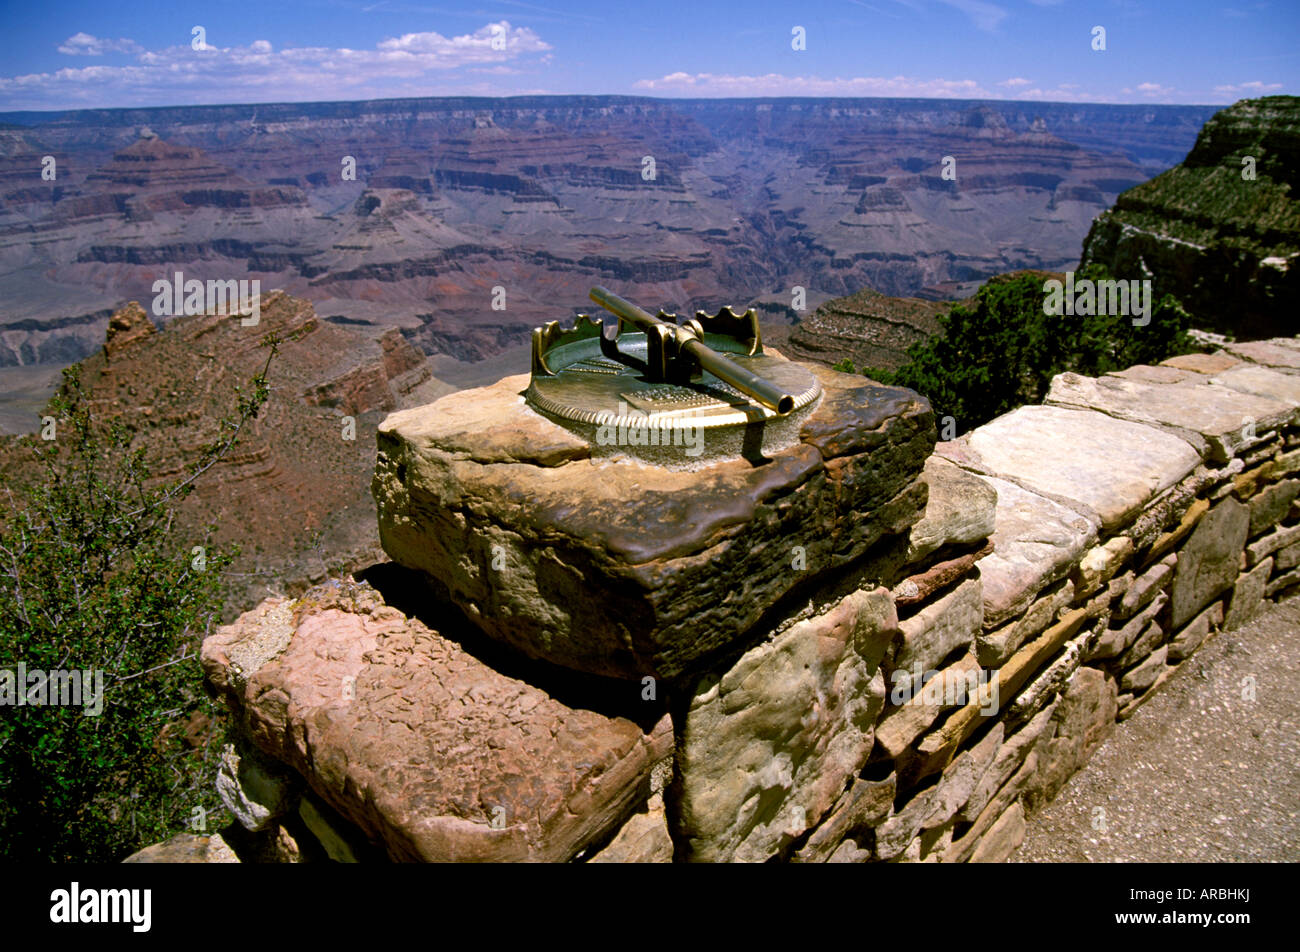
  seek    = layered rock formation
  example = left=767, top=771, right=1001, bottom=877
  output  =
left=0, top=96, right=1215, bottom=368
left=0, top=292, right=452, bottom=607
left=195, top=334, right=1300, bottom=863
left=1081, top=95, right=1300, bottom=339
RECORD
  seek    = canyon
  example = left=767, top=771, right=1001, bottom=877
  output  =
left=0, top=95, right=1217, bottom=386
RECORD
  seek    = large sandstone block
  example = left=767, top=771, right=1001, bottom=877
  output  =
left=1222, top=339, right=1300, bottom=371
left=669, top=587, right=896, bottom=863
left=1224, top=557, right=1273, bottom=630
left=1249, top=479, right=1300, bottom=536
left=1211, top=364, right=1300, bottom=408
left=1022, top=667, right=1117, bottom=812
left=1170, top=497, right=1249, bottom=629
left=939, top=404, right=1202, bottom=532
left=373, top=367, right=933, bottom=679
left=202, top=580, right=667, bottom=862
left=972, top=474, right=1099, bottom=628
left=905, top=456, right=998, bottom=563
left=1047, top=369, right=1295, bottom=462
left=892, top=576, right=983, bottom=689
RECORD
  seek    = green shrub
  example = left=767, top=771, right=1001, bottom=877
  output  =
left=888, top=265, right=1195, bottom=432
left=0, top=336, right=279, bottom=861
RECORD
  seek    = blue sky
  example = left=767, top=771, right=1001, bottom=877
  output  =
left=0, top=0, right=1294, bottom=111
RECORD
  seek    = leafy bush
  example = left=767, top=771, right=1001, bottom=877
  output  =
left=0, top=337, right=279, bottom=861
left=865, top=265, right=1195, bottom=432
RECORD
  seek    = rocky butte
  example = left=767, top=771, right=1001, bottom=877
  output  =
left=1081, top=95, right=1300, bottom=340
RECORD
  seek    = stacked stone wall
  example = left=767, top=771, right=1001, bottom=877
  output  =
left=174, top=337, right=1300, bottom=864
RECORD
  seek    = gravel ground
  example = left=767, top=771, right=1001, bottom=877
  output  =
left=1013, top=595, right=1300, bottom=862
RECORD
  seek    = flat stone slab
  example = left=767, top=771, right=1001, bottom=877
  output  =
left=373, top=365, right=934, bottom=679
left=939, top=404, right=1201, bottom=532
left=973, top=475, right=1099, bottom=628
left=1046, top=370, right=1293, bottom=461
left=202, top=580, right=666, bottom=862
left=1161, top=352, right=1245, bottom=375
left=1210, top=364, right=1300, bottom=409
left=1221, top=339, right=1300, bottom=371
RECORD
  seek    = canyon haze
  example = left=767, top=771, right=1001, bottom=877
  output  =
left=0, top=95, right=1217, bottom=419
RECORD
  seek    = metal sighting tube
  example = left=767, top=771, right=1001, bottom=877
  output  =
left=589, top=286, right=795, bottom=414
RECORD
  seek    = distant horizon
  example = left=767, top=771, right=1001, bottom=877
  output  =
left=2, top=1, right=1294, bottom=112
left=0, top=90, right=1244, bottom=122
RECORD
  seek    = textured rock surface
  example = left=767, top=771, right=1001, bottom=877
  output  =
left=1022, top=667, right=1117, bottom=811
left=1213, top=365, right=1300, bottom=408
left=892, top=541, right=990, bottom=609
left=1249, top=479, right=1300, bottom=535
left=925, top=723, right=1003, bottom=830
left=1046, top=370, right=1292, bottom=461
left=939, top=404, right=1202, bottom=531
left=670, top=587, right=895, bottom=862
left=960, top=700, right=1058, bottom=824
left=202, top=579, right=665, bottom=862
left=892, top=576, right=983, bottom=687
left=905, top=456, right=998, bottom=563
left=102, top=301, right=156, bottom=358
left=373, top=365, right=933, bottom=679
left=1170, top=498, right=1250, bottom=629
left=979, top=579, right=1074, bottom=667
left=793, top=773, right=896, bottom=863
left=1225, top=558, right=1274, bottom=630
left=1167, top=601, right=1224, bottom=662
left=589, top=799, right=674, bottom=863
left=1115, top=556, right=1175, bottom=620
left=969, top=802, right=1026, bottom=862
left=1074, top=536, right=1134, bottom=598
left=1091, top=592, right=1169, bottom=661
left=216, top=742, right=300, bottom=833
left=970, top=474, right=1099, bottom=627
left=876, top=651, right=982, bottom=759
left=122, top=832, right=240, bottom=864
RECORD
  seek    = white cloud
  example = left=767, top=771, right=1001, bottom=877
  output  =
left=1013, top=86, right=1112, bottom=103
left=57, top=32, right=143, bottom=56
left=6, top=22, right=551, bottom=109
left=999, top=77, right=1032, bottom=87
left=1128, top=82, right=1175, bottom=97
left=633, top=72, right=991, bottom=98
left=1213, top=80, right=1284, bottom=95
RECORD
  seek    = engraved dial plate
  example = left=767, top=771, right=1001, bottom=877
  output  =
left=526, top=331, right=821, bottom=431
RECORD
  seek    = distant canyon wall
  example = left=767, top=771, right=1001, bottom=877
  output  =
left=0, top=96, right=1217, bottom=368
